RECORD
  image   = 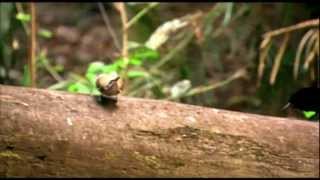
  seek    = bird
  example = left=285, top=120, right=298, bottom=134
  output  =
left=95, top=73, right=123, bottom=102
left=283, top=85, right=320, bottom=120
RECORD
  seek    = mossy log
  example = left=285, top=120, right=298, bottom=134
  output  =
left=0, top=85, right=318, bottom=177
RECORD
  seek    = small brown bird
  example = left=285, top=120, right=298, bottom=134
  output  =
left=96, top=73, right=123, bottom=100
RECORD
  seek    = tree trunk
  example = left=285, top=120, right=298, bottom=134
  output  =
left=0, top=85, right=318, bottom=177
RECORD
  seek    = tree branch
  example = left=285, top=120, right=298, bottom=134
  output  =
left=0, top=85, right=318, bottom=177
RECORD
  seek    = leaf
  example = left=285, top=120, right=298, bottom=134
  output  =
left=16, top=12, right=31, bottom=22
left=53, top=64, right=64, bottom=72
left=129, top=58, right=143, bottom=66
left=303, top=111, right=316, bottom=119
left=67, top=82, right=91, bottom=94
left=145, top=15, right=190, bottom=50
left=127, top=70, right=148, bottom=79
left=128, top=41, right=142, bottom=49
left=91, top=88, right=100, bottom=95
left=131, top=46, right=159, bottom=61
left=21, top=65, right=31, bottom=86
left=222, top=3, right=233, bottom=26
left=38, top=28, right=53, bottom=38
left=86, top=62, right=105, bottom=74
left=86, top=73, right=97, bottom=85
left=113, top=58, right=126, bottom=69
left=102, top=64, right=118, bottom=73
left=170, top=80, right=192, bottom=98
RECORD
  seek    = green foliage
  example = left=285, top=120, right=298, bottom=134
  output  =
left=38, top=28, right=53, bottom=39
left=21, top=65, right=31, bottom=86
left=0, top=3, right=56, bottom=85
left=68, top=82, right=92, bottom=94
left=64, top=45, right=159, bottom=95
left=127, top=70, right=149, bottom=79
left=16, top=12, right=31, bottom=22
left=303, top=111, right=316, bottom=119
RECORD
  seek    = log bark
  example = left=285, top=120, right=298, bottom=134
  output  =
left=0, top=85, right=318, bottom=177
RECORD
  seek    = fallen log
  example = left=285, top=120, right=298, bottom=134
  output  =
left=0, top=85, right=318, bottom=177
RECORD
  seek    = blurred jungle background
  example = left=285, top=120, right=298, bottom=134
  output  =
left=0, top=3, right=319, bottom=120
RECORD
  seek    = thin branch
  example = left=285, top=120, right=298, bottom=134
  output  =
left=151, top=31, right=194, bottom=71
left=29, top=2, right=36, bottom=87
left=126, top=2, right=159, bottom=29
left=293, top=29, right=315, bottom=79
left=39, top=49, right=64, bottom=82
left=257, top=38, right=272, bottom=87
left=169, top=68, right=247, bottom=100
left=114, top=3, right=129, bottom=81
left=263, top=19, right=319, bottom=39
left=97, top=2, right=121, bottom=53
left=114, top=3, right=129, bottom=59
left=269, top=33, right=290, bottom=85
left=303, top=34, right=318, bottom=71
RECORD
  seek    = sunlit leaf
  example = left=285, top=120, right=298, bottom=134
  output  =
left=131, top=46, right=159, bottom=61
left=129, top=58, right=143, bottom=66
left=303, top=111, right=316, bottom=119
left=127, top=70, right=148, bottom=79
left=170, top=80, right=192, bottom=98
left=38, top=28, right=53, bottom=38
left=102, top=64, right=118, bottom=73
left=86, top=73, right=97, bottom=85
left=21, top=65, right=31, bottom=86
left=86, top=61, right=105, bottom=74
left=16, top=12, right=31, bottom=22
left=53, top=64, right=64, bottom=72
left=67, top=82, right=91, bottom=94
left=128, top=41, right=142, bottom=49
left=113, top=58, right=126, bottom=69
left=222, top=3, right=233, bottom=26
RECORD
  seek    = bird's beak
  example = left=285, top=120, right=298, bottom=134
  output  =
left=281, top=102, right=291, bottom=111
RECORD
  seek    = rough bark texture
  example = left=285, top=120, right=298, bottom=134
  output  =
left=0, top=85, right=319, bottom=177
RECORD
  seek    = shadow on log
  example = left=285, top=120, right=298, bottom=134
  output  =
left=0, top=85, right=319, bottom=177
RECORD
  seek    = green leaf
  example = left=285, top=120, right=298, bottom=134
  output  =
left=53, top=64, right=64, bottom=72
left=129, top=57, right=143, bottom=66
left=21, top=65, right=31, bottom=86
left=16, top=12, right=31, bottom=22
left=67, top=82, right=91, bottom=94
left=87, top=62, right=105, bottom=74
left=303, top=111, right=316, bottom=119
left=131, top=46, right=159, bottom=61
left=170, top=80, right=192, bottom=98
left=127, top=70, right=148, bottom=78
left=222, top=3, right=233, bottom=26
left=38, top=28, right=53, bottom=38
left=91, top=88, right=100, bottom=95
left=86, top=73, right=97, bottom=85
left=37, top=50, right=49, bottom=67
left=102, top=64, right=118, bottom=73
left=113, top=58, right=126, bottom=69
